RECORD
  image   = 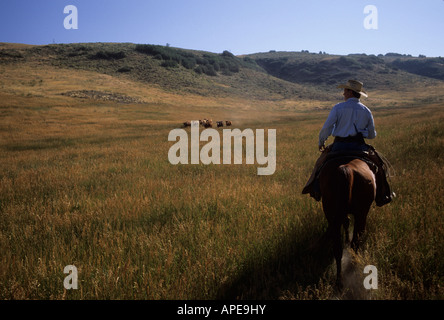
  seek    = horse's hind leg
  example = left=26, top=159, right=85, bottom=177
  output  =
left=332, top=222, right=344, bottom=289
left=344, top=215, right=351, bottom=245
left=351, top=208, right=370, bottom=252
left=324, top=217, right=344, bottom=289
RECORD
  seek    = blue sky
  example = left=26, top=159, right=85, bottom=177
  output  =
left=1, top=0, right=443, bottom=57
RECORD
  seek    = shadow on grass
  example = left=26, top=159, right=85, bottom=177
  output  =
left=215, top=220, right=335, bottom=300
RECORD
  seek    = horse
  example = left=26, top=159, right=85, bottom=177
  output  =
left=318, top=156, right=376, bottom=288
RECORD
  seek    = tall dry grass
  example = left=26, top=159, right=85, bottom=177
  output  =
left=0, top=67, right=443, bottom=299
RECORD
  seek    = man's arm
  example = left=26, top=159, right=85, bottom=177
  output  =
left=366, top=112, right=377, bottom=139
left=318, top=107, right=337, bottom=148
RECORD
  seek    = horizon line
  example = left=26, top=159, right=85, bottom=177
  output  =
left=0, top=41, right=440, bottom=59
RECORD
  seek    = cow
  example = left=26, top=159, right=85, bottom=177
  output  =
left=203, top=119, right=213, bottom=128
left=225, top=121, right=232, bottom=126
left=183, top=121, right=191, bottom=127
left=216, top=121, right=224, bottom=127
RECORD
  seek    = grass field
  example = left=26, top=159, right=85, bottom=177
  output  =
left=0, top=52, right=443, bottom=300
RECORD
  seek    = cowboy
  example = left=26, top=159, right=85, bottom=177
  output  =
left=302, top=80, right=393, bottom=207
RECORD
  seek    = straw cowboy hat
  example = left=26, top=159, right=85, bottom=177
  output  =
left=337, top=80, right=368, bottom=98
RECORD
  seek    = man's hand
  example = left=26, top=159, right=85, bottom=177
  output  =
left=319, top=144, right=326, bottom=152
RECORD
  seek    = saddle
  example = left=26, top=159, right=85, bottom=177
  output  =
left=319, top=147, right=379, bottom=176
left=304, top=140, right=393, bottom=205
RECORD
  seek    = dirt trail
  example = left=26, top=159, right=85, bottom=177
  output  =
left=337, top=248, right=370, bottom=299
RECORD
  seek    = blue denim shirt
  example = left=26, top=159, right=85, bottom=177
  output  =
left=319, top=98, right=377, bottom=146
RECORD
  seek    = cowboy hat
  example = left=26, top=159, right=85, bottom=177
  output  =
left=337, top=80, right=368, bottom=97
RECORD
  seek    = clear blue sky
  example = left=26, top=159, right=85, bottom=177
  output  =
left=1, top=0, right=443, bottom=57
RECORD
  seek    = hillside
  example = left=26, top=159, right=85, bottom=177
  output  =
left=0, top=42, right=319, bottom=102
left=1, top=42, right=444, bottom=105
left=247, top=51, right=444, bottom=91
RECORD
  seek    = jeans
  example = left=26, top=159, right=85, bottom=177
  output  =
left=330, top=141, right=370, bottom=153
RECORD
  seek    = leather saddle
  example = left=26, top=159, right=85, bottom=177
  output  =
left=320, top=149, right=379, bottom=175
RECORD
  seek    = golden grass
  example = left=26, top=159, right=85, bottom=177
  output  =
left=0, top=64, right=443, bottom=300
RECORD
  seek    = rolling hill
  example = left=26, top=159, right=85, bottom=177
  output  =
left=247, top=51, right=444, bottom=89
left=1, top=42, right=444, bottom=105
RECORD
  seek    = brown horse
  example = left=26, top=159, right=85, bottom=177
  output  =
left=318, top=156, right=376, bottom=287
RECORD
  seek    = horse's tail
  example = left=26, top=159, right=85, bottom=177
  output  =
left=339, top=165, right=353, bottom=211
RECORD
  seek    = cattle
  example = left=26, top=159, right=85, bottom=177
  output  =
left=182, top=119, right=228, bottom=128
left=203, top=119, right=213, bottom=128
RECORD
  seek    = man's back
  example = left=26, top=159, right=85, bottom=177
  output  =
left=319, top=97, right=376, bottom=147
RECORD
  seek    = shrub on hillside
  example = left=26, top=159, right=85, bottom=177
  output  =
left=194, top=65, right=203, bottom=74
left=136, top=44, right=197, bottom=70
left=89, top=51, right=126, bottom=60
left=203, top=64, right=217, bottom=76
left=117, top=66, right=132, bottom=73
left=161, top=60, right=179, bottom=68
left=181, top=57, right=197, bottom=69
left=135, top=44, right=252, bottom=75
left=221, top=50, right=235, bottom=58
